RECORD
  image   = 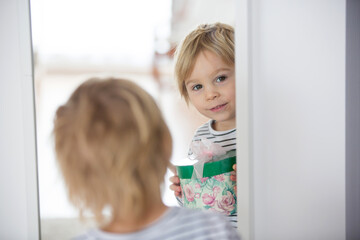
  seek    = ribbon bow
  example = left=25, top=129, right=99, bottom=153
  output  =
left=189, top=138, right=227, bottom=178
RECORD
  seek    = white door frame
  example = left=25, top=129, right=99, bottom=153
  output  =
left=0, top=0, right=40, bottom=239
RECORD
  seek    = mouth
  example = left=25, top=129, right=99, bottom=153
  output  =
left=210, top=103, right=227, bottom=112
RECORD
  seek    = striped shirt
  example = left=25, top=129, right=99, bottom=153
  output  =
left=189, top=120, right=236, bottom=156
left=73, top=207, right=241, bottom=240
left=178, top=120, right=238, bottom=228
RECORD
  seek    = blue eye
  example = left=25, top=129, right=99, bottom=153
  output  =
left=216, top=75, right=227, bottom=82
left=192, top=84, right=203, bottom=91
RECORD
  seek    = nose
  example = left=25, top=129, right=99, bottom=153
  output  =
left=205, top=86, right=219, bottom=101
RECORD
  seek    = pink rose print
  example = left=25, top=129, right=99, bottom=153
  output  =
left=202, top=186, right=221, bottom=206
left=202, top=193, right=216, bottom=206
left=200, top=177, right=209, bottom=183
left=214, top=174, right=225, bottom=182
left=213, top=186, right=221, bottom=196
left=195, top=183, right=201, bottom=189
left=214, top=191, right=235, bottom=214
left=183, top=184, right=195, bottom=202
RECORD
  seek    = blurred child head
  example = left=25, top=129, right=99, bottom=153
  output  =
left=174, top=22, right=234, bottom=104
left=53, top=78, right=172, bottom=225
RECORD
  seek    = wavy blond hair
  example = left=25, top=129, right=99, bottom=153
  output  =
left=174, top=22, right=235, bottom=103
left=53, top=78, right=172, bottom=224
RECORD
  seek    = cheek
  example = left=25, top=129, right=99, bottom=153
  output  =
left=224, top=89, right=236, bottom=102
left=190, top=99, right=207, bottom=113
left=188, top=93, right=201, bottom=105
left=227, top=82, right=236, bottom=101
left=230, top=92, right=236, bottom=103
left=191, top=100, right=203, bottom=111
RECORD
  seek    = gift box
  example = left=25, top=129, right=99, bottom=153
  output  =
left=176, top=152, right=237, bottom=215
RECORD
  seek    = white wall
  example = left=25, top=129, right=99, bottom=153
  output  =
left=0, top=0, right=40, bottom=239
left=236, top=0, right=346, bottom=239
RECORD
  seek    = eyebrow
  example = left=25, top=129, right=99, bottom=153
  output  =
left=185, top=67, right=233, bottom=85
left=209, top=67, right=232, bottom=77
left=185, top=80, right=197, bottom=88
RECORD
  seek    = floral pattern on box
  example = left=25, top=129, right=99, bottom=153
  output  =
left=180, top=172, right=236, bottom=215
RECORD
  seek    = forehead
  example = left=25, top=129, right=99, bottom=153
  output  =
left=186, top=50, right=233, bottom=82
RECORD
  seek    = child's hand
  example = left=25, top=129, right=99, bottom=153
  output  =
left=230, top=164, right=237, bottom=193
left=169, top=174, right=182, bottom=198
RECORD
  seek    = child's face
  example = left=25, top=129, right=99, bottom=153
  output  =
left=185, top=50, right=236, bottom=131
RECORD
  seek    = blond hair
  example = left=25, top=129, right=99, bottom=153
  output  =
left=174, top=22, right=235, bottom=103
left=53, top=78, right=172, bottom=224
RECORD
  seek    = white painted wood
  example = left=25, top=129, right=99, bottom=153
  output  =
left=236, top=0, right=346, bottom=239
left=235, top=0, right=253, bottom=239
left=0, top=0, right=40, bottom=239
